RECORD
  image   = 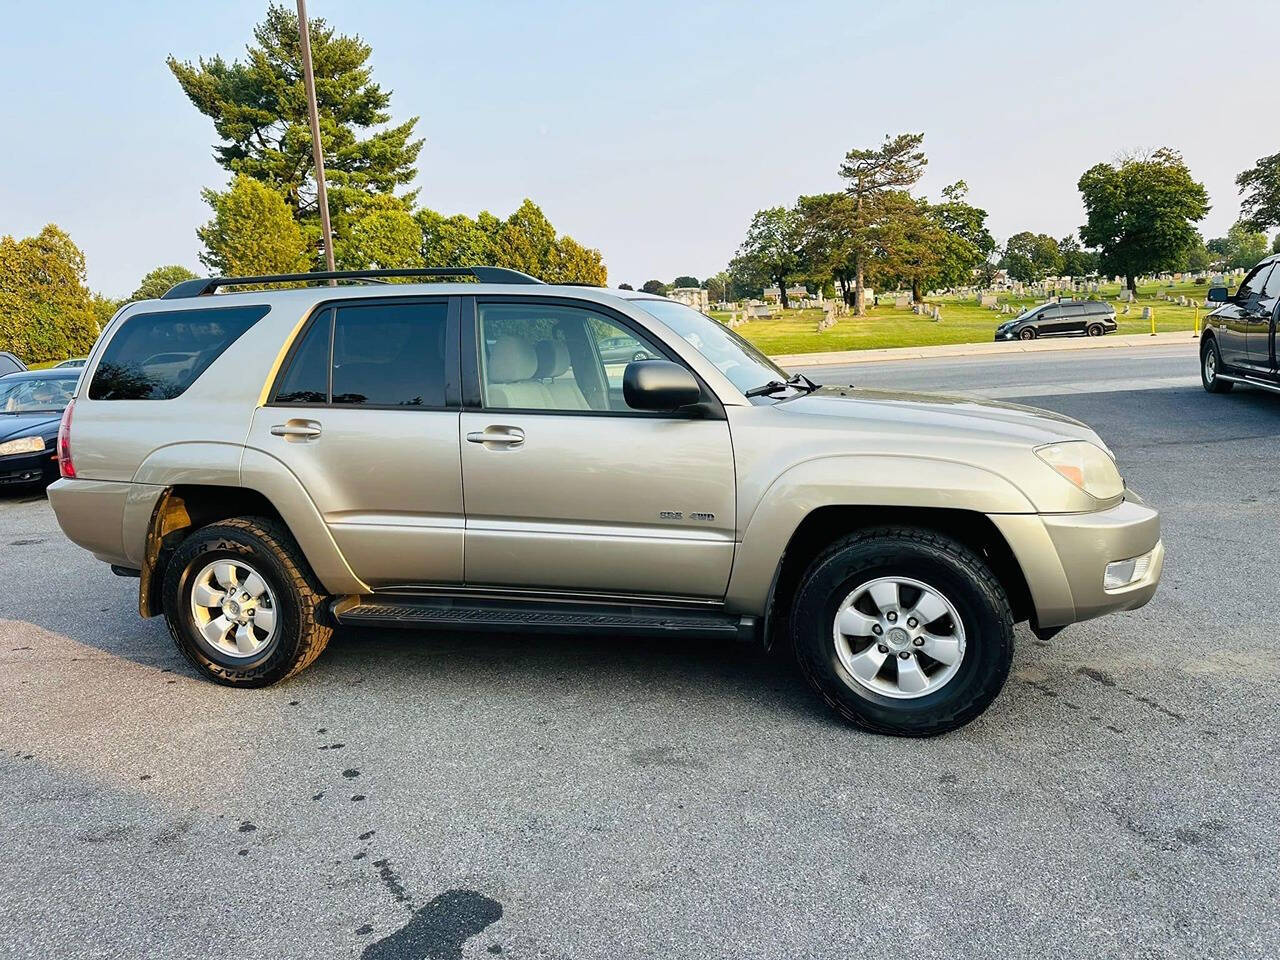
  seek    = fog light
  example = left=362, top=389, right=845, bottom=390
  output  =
left=1104, top=548, right=1155, bottom=591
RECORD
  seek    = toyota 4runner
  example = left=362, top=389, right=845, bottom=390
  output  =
left=48, top=267, right=1163, bottom=736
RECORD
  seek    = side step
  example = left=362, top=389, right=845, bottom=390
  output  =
left=331, top=595, right=757, bottom=642
left=1218, top=373, right=1280, bottom=395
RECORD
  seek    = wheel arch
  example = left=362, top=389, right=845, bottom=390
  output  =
left=137, top=479, right=364, bottom=618
left=756, top=505, right=1035, bottom=650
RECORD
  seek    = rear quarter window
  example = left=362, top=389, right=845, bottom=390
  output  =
left=88, top=305, right=269, bottom=400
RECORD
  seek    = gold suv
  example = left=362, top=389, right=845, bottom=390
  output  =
left=48, top=267, right=1163, bottom=736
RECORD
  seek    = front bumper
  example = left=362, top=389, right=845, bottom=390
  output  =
left=989, top=495, right=1163, bottom=629
left=0, top=447, right=58, bottom=485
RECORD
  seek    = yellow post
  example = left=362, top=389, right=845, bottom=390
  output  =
left=1150, top=306, right=1156, bottom=336
left=1194, top=303, right=1200, bottom=336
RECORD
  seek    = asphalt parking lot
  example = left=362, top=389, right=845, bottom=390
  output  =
left=1, top=342, right=1277, bottom=960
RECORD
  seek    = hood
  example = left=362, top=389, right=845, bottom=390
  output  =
left=0, top=412, right=61, bottom=444
left=780, top=385, right=1104, bottom=448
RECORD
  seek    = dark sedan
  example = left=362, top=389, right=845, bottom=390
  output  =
left=995, top=300, right=1117, bottom=341
left=0, top=369, right=79, bottom=488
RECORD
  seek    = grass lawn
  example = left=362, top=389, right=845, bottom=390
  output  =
left=714, top=279, right=1226, bottom=356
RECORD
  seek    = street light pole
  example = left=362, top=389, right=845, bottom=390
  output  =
left=296, top=0, right=336, bottom=281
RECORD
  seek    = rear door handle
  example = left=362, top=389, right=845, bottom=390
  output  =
left=270, top=419, right=322, bottom=440
left=467, top=426, right=524, bottom=446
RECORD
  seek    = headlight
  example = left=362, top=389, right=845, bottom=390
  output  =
left=0, top=436, right=46, bottom=457
left=1035, top=441, right=1124, bottom=500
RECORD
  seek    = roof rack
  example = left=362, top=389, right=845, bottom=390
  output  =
left=161, top=266, right=543, bottom=299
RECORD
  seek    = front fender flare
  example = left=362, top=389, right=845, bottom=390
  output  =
left=726, top=454, right=1037, bottom=614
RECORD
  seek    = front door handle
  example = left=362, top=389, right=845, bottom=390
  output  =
left=467, top=426, right=525, bottom=446
left=270, top=419, right=322, bottom=441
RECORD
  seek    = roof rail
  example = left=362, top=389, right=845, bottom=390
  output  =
left=160, top=266, right=543, bottom=299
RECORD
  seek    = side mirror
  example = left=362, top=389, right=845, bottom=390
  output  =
left=623, top=360, right=701, bottom=412
left=1207, top=286, right=1230, bottom=303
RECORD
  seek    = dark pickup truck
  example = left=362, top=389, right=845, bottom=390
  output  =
left=1201, top=253, right=1280, bottom=395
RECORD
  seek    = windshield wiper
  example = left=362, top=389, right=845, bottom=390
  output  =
left=744, top=373, right=820, bottom=399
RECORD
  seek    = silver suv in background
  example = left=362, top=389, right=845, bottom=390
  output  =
left=48, top=267, right=1163, bottom=736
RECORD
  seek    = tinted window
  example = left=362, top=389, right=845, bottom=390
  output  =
left=89, top=306, right=268, bottom=400
left=1260, top=263, right=1280, bottom=300
left=275, top=314, right=331, bottom=404
left=1236, top=264, right=1273, bottom=302
left=332, top=302, right=447, bottom=407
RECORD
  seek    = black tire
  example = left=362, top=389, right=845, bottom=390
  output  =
left=790, top=527, right=1014, bottom=737
left=1087, top=323, right=1104, bottom=337
left=1018, top=327, right=1036, bottom=341
left=633, top=350, right=648, bottom=362
left=162, top=517, right=332, bottom=687
left=1201, top=337, right=1233, bottom=393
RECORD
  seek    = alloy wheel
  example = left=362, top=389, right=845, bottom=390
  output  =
left=832, top=576, right=967, bottom=699
left=189, top=559, right=278, bottom=658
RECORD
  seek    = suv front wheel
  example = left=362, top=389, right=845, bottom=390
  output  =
left=790, top=527, right=1014, bottom=736
left=162, top=517, right=332, bottom=686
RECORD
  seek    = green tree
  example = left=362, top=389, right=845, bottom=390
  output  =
left=871, top=192, right=948, bottom=302
left=91, top=293, right=123, bottom=329
left=702, top=271, right=730, bottom=303
left=1272, top=233, right=1280, bottom=255
left=1206, top=236, right=1230, bottom=259
left=838, top=132, right=928, bottom=314
left=489, top=199, right=557, bottom=277
left=1078, top=148, right=1209, bottom=293
left=734, top=206, right=804, bottom=309
left=197, top=174, right=311, bottom=277
left=1223, top=220, right=1269, bottom=270
left=928, top=181, right=995, bottom=291
left=168, top=4, right=421, bottom=246
left=1184, top=235, right=1212, bottom=273
left=641, top=280, right=668, bottom=295
left=672, top=275, right=699, bottom=288
left=417, top=210, right=493, bottom=268
left=1236, top=152, right=1280, bottom=231
left=1057, top=235, right=1099, bottom=278
left=332, top=193, right=423, bottom=271
left=546, top=235, right=608, bottom=286
left=795, top=192, right=856, bottom=304
left=0, top=225, right=101, bottom=363
left=617, top=283, right=634, bottom=291
left=131, top=265, right=198, bottom=301
left=1002, top=232, right=1063, bottom=283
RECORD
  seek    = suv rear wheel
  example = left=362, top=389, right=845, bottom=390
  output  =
left=162, top=517, right=332, bottom=686
left=790, top=527, right=1014, bottom=736
left=1018, top=328, right=1036, bottom=341
left=1201, top=336, right=1233, bottom=393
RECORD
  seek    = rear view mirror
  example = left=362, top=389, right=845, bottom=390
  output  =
left=1207, top=286, right=1230, bottom=303
left=623, top=360, right=701, bottom=412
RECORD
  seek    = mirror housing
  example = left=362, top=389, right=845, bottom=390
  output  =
left=1207, top=286, right=1230, bottom=303
left=623, top=360, right=701, bottom=412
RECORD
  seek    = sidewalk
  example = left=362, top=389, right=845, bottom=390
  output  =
left=772, top=330, right=1200, bottom=367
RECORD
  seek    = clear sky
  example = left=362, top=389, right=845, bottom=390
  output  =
left=0, top=0, right=1273, bottom=296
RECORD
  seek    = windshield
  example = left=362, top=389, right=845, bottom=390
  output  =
left=0, top=377, right=76, bottom=413
left=627, top=298, right=789, bottom=394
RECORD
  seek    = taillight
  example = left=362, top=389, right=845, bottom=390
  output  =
left=57, top=399, right=76, bottom=479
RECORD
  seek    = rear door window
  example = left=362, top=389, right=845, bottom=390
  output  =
left=88, top=305, right=269, bottom=400
left=272, top=300, right=450, bottom=408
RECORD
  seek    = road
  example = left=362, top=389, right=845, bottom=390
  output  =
left=2, top=343, right=1278, bottom=960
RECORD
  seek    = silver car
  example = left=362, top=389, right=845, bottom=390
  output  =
left=47, top=267, right=1162, bottom=736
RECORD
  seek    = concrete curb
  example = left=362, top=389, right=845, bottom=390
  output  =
left=772, top=331, right=1200, bottom=367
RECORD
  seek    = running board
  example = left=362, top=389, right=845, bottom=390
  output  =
left=331, top=595, right=757, bottom=642
left=1219, top=373, right=1280, bottom=395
